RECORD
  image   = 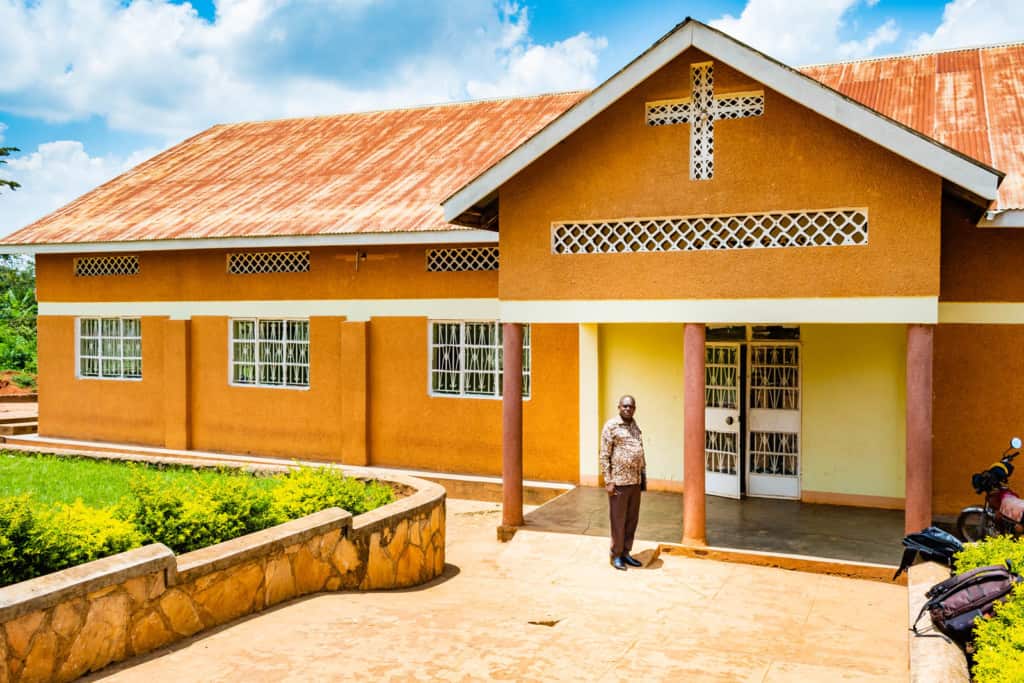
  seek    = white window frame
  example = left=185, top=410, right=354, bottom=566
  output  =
left=428, top=320, right=531, bottom=399
left=75, top=317, right=143, bottom=381
left=229, top=318, right=310, bottom=390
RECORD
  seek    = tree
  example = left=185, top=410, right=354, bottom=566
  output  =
left=0, top=255, right=36, bottom=374
left=0, top=147, right=20, bottom=192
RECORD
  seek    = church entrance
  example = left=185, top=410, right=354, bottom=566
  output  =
left=704, top=327, right=802, bottom=500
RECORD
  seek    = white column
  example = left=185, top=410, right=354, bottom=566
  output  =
left=578, top=323, right=600, bottom=486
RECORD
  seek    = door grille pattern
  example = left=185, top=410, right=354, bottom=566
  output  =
left=426, top=247, right=499, bottom=272
left=551, top=209, right=868, bottom=254
left=705, top=345, right=739, bottom=409
left=750, top=345, right=799, bottom=410
left=705, top=431, right=738, bottom=475
left=750, top=431, right=799, bottom=476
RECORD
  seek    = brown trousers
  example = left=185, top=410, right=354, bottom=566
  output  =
left=608, top=484, right=642, bottom=556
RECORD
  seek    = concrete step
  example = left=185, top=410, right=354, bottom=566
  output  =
left=0, top=415, right=37, bottom=425
left=0, top=422, right=37, bottom=436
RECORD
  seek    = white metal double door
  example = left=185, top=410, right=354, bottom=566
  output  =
left=704, top=342, right=801, bottom=499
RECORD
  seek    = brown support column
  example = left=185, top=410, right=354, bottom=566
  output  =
left=340, top=320, right=369, bottom=466
left=163, top=318, right=191, bottom=450
left=683, top=323, right=707, bottom=546
left=500, top=322, right=524, bottom=539
left=906, top=324, right=935, bottom=533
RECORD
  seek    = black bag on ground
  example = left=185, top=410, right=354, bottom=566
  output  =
left=912, top=563, right=1022, bottom=646
left=894, top=526, right=964, bottom=580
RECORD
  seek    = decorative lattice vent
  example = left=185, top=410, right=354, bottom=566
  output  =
left=227, top=251, right=310, bottom=275
left=552, top=209, right=868, bottom=254
left=74, top=256, right=139, bottom=277
left=426, top=247, right=499, bottom=272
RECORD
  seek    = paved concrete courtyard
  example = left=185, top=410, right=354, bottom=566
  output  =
left=90, top=499, right=908, bottom=682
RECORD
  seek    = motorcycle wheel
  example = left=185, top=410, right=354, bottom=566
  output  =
left=956, top=507, right=991, bottom=542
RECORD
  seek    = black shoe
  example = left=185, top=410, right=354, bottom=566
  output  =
left=610, top=555, right=627, bottom=571
left=621, top=552, right=643, bottom=568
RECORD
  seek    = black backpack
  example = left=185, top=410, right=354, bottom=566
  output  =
left=912, top=563, right=1021, bottom=646
left=894, top=526, right=964, bottom=580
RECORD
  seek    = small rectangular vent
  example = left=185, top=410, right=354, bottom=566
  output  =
left=74, top=256, right=139, bottom=277
left=552, top=209, right=868, bottom=254
left=426, top=247, right=499, bottom=272
left=228, top=251, right=310, bottom=275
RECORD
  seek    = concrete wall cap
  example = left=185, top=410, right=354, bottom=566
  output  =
left=176, top=508, right=352, bottom=583
left=0, top=543, right=175, bottom=622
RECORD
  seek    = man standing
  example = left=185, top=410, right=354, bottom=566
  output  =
left=600, top=395, right=646, bottom=571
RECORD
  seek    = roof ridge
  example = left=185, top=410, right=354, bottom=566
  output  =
left=801, top=39, right=1024, bottom=69
left=214, top=89, right=591, bottom=130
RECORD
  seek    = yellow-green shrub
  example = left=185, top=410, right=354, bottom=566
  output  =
left=33, top=501, right=141, bottom=574
left=953, top=536, right=1024, bottom=683
left=272, top=467, right=395, bottom=519
left=0, top=496, right=141, bottom=586
left=973, top=583, right=1024, bottom=683
left=125, top=472, right=278, bottom=554
left=0, top=495, right=37, bottom=585
left=955, top=535, right=1024, bottom=573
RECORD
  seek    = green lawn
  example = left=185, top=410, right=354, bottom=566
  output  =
left=0, top=451, right=281, bottom=508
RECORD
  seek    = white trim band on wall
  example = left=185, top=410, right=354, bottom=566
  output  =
left=938, top=303, right=1024, bottom=324
left=38, top=299, right=502, bottom=322
left=499, top=297, right=940, bottom=324
left=0, top=229, right=499, bottom=255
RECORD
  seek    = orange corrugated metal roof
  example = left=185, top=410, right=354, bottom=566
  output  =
left=1, top=92, right=586, bottom=245
left=5, top=41, right=1024, bottom=247
left=801, top=43, right=1024, bottom=210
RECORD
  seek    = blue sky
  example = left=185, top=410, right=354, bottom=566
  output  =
left=1, top=0, right=1023, bottom=238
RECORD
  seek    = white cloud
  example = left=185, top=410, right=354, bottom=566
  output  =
left=911, top=0, right=1024, bottom=52
left=837, top=18, right=900, bottom=59
left=0, top=1, right=607, bottom=140
left=0, top=141, right=159, bottom=238
left=711, top=0, right=900, bottom=65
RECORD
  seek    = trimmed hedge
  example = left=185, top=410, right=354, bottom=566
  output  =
left=953, top=536, right=1024, bottom=682
left=0, top=497, right=140, bottom=586
left=0, top=464, right=396, bottom=586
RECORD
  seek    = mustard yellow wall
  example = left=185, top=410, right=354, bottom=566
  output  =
left=36, top=244, right=496, bottom=302
left=188, top=316, right=348, bottom=460
left=940, top=199, right=1024, bottom=303
left=368, top=319, right=579, bottom=482
left=499, top=48, right=942, bottom=301
left=37, top=316, right=167, bottom=446
left=597, top=324, right=685, bottom=482
left=801, top=324, right=906, bottom=501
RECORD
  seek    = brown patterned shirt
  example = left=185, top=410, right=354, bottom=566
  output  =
left=600, top=417, right=646, bottom=486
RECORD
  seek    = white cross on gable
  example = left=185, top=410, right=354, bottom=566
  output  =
left=646, top=61, right=765, bottom=180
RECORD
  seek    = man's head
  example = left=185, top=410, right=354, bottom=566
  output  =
left=618, top=395, right=636, bottom=422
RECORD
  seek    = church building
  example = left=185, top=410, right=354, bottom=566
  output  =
left=3, top=19, right=1023, bottom=542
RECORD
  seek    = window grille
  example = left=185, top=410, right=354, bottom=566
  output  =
left=430, top=321, right=530, bottom=398
left=227, top=251, right=310, bottom=275
left=551, top=209, right=868, bottom=254
left=78, top=318, right=142, bottom=379
left=425, top=247, right=499, bottom=272
left=74, top=256, right=139, bottom=277
left=230, top=319, right=310, bottom=388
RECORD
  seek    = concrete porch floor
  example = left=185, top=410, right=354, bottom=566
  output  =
left=524, top=487, right=905, bottom=566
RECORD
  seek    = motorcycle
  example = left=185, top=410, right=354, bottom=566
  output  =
left=956, top=437, right=1024, bottom=542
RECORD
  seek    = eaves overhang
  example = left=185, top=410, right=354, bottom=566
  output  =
left=0, top=229, right=499, bottom=255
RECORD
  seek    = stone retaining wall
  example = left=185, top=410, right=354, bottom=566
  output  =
left=0, top=472, right=445, bottom=682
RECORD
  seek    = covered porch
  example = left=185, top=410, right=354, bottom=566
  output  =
left=498, top=318, right=935, bottom=556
